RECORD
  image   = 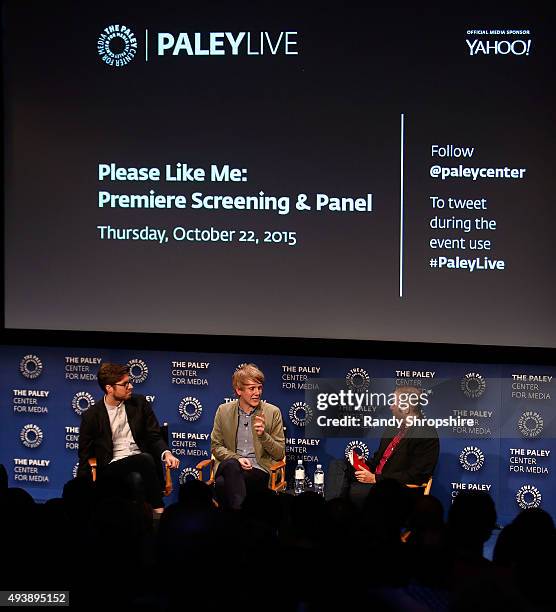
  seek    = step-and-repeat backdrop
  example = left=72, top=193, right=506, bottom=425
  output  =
left=1, top=345, right=554, bottom=524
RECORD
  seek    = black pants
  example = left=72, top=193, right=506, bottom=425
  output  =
left=99, top=452, right=163, bottom=508
left=215, top=459, right=269, bottom=510
left=326, top=458, right=371, bottom=509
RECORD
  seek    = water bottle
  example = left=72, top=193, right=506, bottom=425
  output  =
left=294, top=459, right=305, bottom=494
left=314, top=464, right=324, bottom=497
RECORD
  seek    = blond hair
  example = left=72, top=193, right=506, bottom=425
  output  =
left=232, top=363, right=265, bottom=391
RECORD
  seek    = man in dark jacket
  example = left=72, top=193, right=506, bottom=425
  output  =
left=78, top=362, right=179, bottom=512
left=326, top=386, right=439, bottom=507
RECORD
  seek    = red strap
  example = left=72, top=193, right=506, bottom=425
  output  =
left=375, top=426, right=407, bottom=475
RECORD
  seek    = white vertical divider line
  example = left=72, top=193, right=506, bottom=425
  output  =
left=145, top=29, right=149, bottom=62
left=399, top=113, right=405, bottom=298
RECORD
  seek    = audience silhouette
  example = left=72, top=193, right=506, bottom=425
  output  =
left=0, top=463, right=554, bottom=611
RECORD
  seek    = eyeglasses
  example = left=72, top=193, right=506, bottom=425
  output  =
left=112, top=380, right=132, bottom=388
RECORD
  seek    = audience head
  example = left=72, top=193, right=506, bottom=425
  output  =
left=448, top=490, right=497, bottom=547
left=178, top=478, right=214, bottom=511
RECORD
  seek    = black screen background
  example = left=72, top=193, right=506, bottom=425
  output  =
left=4, top=2, right=555, bottom=348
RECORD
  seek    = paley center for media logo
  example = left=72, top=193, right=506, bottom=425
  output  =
left=178, top=396, right=203, bottom=422
left=97, top=24, right=299, bottom=67
left=127, top=358, right=149, bottom=384
left=19, top=354, right=43, bottom=379
left=72, top=391, right=95, bottom=416
left=289, top=402, right=314, bottom=427
left=97, top=25, right=138, bottom=67
left=516, top=484, right=542, bottom=509
left=459, top=446, right=485, bottom=472
left=20, top=424, right=44, bottom=449
left=179, top=467, right=200, bottom=484
left=461, top=372, right=486, bottom=398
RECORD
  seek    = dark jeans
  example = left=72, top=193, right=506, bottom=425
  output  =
left=215, top=458, right=269, bottom=510
left=326, top=458, right=372, bottom=509
left=99, top=452, right=163, bottom=508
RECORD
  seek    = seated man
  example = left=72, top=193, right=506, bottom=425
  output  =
left=77, top=362, right=180, bottom=514
left=211, top=363, right=285, bottom=510
left=327, top=385, right=439, bottom=508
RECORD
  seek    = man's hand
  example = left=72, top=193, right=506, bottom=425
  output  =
left=238, top=458, right=253, bottom=470
left=355, top=469, right=376, bottom=484
left=162, top=451, right=180, bottom=469
left=253, top=414, right=266, bottom=437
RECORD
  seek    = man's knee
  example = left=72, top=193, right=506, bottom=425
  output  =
left=328, top=458, right=349, bottom=476
left=135, top=452, right=156, bottom=469
left=219, top=458, right=242, bottom=476
left=121, top=471, right=146, bottom=502
left=125, top=470, right=143, bottom=487
left=325, top=458, right=350, bottom=501
left=245, top=468, right=269, bottom=490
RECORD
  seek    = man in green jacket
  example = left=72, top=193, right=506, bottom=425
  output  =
left=210, top=363, right=285, bottom=509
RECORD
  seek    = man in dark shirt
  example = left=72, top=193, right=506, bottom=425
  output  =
left=326, top=386, right=439, bottom=507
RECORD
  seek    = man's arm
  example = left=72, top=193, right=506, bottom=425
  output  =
left=258, top=406, right=285, bottom=460
left=211, top=405, right=241, bottom=462
left=141, top=397, right=169, bottom=458
left=139, top=397, right=180, bottom=468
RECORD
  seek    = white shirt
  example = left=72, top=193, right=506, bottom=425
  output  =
left=104, top=398, right=141, bottom=462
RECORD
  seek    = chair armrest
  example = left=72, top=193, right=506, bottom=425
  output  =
left=164, top=465, right=173, bottom=496
left=196, top=458, right=215, bottom=486
left=406, top=477, right=432, bottom=495
left=160, top=423, right=173, bottom=496
left=269, top=458, right=287, bottom=492
left=87, top=458, right=97, bottom=482
left=269, top=459, right=286, bottom=472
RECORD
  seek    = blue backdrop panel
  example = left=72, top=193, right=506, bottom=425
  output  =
left=1, top=345, right=554, bottom=525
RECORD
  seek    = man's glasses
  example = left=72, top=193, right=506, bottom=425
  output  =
left=113, top=380, right=132, bottom=388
